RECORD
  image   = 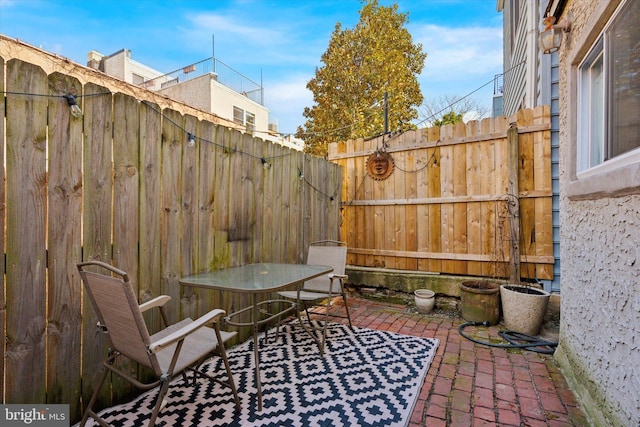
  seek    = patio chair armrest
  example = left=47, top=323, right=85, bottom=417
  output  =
left=148, top=308, right=226, bottom=353
left=139, top=295, right=171, bottom=313
left=328, top=274, right=348, bottom=295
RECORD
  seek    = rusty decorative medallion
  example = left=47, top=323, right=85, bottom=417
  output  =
left=366, top=150, right=395, bottom=181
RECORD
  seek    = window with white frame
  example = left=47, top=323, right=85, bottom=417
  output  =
left=577, top=0, right=640, bottom=174
left=245, top=112, right=255, bottom=132
left=233, top=106, right=244, bottom=126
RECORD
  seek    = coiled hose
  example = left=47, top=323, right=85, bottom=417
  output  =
left=458, top=321, right=558, bottom=354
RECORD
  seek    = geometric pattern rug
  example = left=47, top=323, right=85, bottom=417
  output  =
left=82, top=321, right=439, bottom=427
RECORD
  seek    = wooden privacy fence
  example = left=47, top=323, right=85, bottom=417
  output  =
left=329, top=106, right=553, bottom=282
left=0, top=55, right=341, bottom=421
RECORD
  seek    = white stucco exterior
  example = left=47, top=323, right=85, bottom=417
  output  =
left=552, top=0, right=640, bottom=425
left=557, top=195, right=640, bottom=426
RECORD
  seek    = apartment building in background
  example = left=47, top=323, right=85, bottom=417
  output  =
left=87, top=48, right=304, bottom=151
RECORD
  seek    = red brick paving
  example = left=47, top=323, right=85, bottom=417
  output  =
left=311, top=296, right=590, bottom=426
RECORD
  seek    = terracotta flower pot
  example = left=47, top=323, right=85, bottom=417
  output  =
left=459, top=280, right=501, bottom=325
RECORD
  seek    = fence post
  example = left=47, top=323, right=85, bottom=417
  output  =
left=507, top=123, right=520, bottom=284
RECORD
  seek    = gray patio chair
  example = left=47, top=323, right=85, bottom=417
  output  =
left=77, top=261, right=240, bottom=427
left=278, top=240, right=352, bottom=355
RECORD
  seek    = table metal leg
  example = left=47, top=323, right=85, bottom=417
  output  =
left=251, top=294, right=263, bottom=412
left=224, top=296, right=297, bottom=412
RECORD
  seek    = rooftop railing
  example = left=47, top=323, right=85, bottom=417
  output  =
left=140, top=57, right=264, bottom=105
left=494, top=73, right=504, bottom=95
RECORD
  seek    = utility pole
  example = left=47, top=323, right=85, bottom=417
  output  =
left=384, top=92, right=389, bottom=134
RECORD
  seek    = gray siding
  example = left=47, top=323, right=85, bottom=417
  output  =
left=501, top=0, right=561, bottom=291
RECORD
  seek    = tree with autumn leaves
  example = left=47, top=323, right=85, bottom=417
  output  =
left=298, top=0, right=426, bottom=157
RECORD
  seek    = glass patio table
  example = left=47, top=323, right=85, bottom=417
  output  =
left=179, top=263, right=332, bottom=411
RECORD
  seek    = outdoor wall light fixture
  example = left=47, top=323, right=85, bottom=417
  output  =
left=187, top=132, right=196, bottom=147
left=540, top=16, right=571, bottom=54
left=63, top=94, right=83, bottom=118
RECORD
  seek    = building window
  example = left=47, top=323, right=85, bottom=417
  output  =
left=578, top=41, right=604, bottom=171
left=131, top=73, right=145, bottom=85
left=577, top=0, right=640, bottom=174
left=233, top=106, right=244, bottom=125
left=246, top=112, right=255, bottom=132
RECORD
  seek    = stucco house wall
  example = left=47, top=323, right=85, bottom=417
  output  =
left=553, top=0, right=640, bottom=425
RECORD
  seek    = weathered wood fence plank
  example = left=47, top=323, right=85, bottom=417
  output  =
left=80, top=83, right=114, bottom=411
left=139, top=101, right=163, bottom=328
left=160, top=108, right=184, bottom=326
left=270, top=143, right=284, bottom=262
left=180, top=114, right=199, bottom=320
left=46, top=72, right=83, bottom=419
left=264, top=141, right=279, bottom=262
left=5, top=59, right=48, bottom=404
left=286, top=147, right=299, bottom=261
left=112, top=93, right=142, bottom=401
left=195, top=120, right=217, bottom=316
left=213, top=126, right=232, bottom=271
left=252, top=135, right=265, bottom=264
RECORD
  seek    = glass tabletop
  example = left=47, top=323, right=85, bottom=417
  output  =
left=179, top=263, right=333, bottom=294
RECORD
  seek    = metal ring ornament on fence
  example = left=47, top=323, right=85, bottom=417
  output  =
left=366, top=150, right=394, bottom=181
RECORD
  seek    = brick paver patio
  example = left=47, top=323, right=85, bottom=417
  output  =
left=309, top=296, right=590, bottom=427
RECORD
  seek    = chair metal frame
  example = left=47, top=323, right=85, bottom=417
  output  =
left=278, top=240, right=352, bottom=355
left=77, top=261, right=240, bottom=427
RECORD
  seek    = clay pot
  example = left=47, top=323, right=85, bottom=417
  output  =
left=414, top=289, right=436, bottom=314
left=459, top=280, right=501, bottom=325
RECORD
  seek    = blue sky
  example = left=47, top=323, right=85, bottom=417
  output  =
left=0, top=0, right=503, bottom=134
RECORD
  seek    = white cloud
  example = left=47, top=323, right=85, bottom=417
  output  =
left=186, top=13, right=285, bottom=46
left=267, top=77, right=311, bottom=105
left=415, top=24, right=503, bottom=81
left=409, top=23, right=503, bottom=118
left=178, top=10, right=326, bottom=73
left=264, top=74, right=314, bottom=133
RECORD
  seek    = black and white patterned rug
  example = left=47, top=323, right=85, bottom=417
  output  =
left=83, top=321, right=439, bottom=426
